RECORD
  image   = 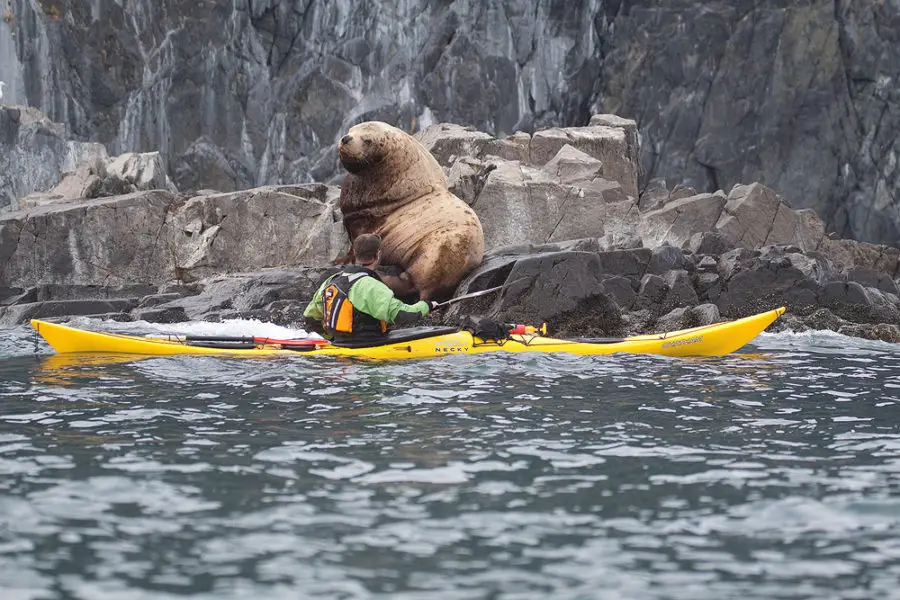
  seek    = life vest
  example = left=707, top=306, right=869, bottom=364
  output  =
left=321, top=266, right=388, bottom=339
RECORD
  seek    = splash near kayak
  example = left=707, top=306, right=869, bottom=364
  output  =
left=31, top=307, right=785, bottom=361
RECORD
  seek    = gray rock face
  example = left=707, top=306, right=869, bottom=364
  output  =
left=17, top=149, right=177, bottom=210
left=0, top=185, right=343, bottom=288
left=0, top=107, right=109, bottom=211
left=5, top=0, right=899, bottom=245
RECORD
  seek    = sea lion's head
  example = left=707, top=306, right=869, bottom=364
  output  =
left=338, top=121, right=397, bottom=174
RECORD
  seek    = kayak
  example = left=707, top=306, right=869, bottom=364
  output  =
left=30, top=307, right=784, bottom=361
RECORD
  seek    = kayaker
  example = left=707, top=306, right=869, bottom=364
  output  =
left=303, top=233, right=438, bottom=342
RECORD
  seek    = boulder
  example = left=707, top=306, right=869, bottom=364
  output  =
left=715, top=183, right=783, bottom=249
left=418, top=116, right=641, bottom=200
left=446, top=158, right=495, bottom=205
left=640, top=192, right=727, bottom=248
left=472, top=160, right=638, bottom=251
left=541, top=145, right=604, bottom=185
left=653, top=303, right=721, bottom=333
left=639, top=178, right=670, bottom=212
left=0, top=298, right=139, bottom=326
left=167, top=184, right=342, bottom=282
left=0, top=185, right=344, bottom=287
left=1, top=106, right=109, bottom=211
left=104, top=152, right=177, bottom=195
left=529, top=123, right=640, bottom=199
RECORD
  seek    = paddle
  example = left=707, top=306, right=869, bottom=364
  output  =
left=147, top=334, right=328, bottom=348
left=432, top=277, right=528, bottom=309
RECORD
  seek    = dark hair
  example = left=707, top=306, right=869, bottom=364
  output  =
left=353, top=233, right=382, bottom=262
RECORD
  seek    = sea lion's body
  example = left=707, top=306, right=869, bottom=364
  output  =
left=338, top=121, right=484, bottom=300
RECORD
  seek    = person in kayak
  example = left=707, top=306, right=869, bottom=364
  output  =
left=303, top=233, right=438, bottom=342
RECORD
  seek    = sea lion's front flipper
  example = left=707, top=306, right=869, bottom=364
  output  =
left=379, top=270, right=418, bottom=301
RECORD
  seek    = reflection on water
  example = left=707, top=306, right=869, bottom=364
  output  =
left=1, top=324, right=900, bottom=598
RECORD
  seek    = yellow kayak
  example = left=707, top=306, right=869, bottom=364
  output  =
left=31, top=307, right=784, bottom=361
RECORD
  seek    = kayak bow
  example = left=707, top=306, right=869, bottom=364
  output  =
left=30, top=307, right=785, bottom=361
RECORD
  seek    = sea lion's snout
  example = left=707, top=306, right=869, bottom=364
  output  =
left=340, top=135, right=352, bottom=145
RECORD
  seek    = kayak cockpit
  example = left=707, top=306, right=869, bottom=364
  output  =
left=329, top=326, right=461, bottom=348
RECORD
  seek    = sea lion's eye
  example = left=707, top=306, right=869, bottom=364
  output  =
left=363, top=139, right=373, bottom=146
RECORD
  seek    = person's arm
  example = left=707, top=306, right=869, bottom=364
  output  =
left=302, top=276, right=333, bottom=321
left=348, top=277, right=430, bottom=325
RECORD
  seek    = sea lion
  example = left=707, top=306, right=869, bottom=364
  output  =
left=337, top=121, right=485, bottom=301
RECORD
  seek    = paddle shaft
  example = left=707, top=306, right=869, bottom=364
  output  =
left=149, top=334, right=327, bottom=347
left=433, top=277, right=527, bottom=309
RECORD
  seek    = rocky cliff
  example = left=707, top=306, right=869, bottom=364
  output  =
left=1, top=0, right=899, bottom=245
left=3, top=110, right=900, bottom=342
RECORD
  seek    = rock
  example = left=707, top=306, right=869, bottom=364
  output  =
left=443, top=251, right=624, bottom=336
left=132, top=306, right=190, bottom=323
left=529, top=124, right=640, bottom=199
left=168, top=185, right=341, bottom=282
left=714, top=247, right=831, bottom=317
left=696, top=256, right=718, bottom=272
left=819, top=281, right=900, bottom=324
left=653, top=303, right=720, bottom=333
left=669, top=185, right=698, bottom=203
left=766, top=206, right=826, bottom=252
left=692, top=303, right=721, bottom=326
left=19, top=158, right=107, bottom=209
left=0, top=185, right=343, bottom=288
left=843, top=267, right=900, bottom=296
left=804, top=308, right=845, bottom=332
left=634, top=274, right=669, bottom=312
left=715, top=183, right=783, bottom=249
left=419, top=118, right=641, bottom=204
left=818, top=237, right=900, bottom=275
left=446, top=158, right=495, bottom=205
left=683, top=231, right=735, bottom=256
left=663, top=269, right=699, bottom=309
left=838, top=323, right=900, bottom=343
left=0, top=298, right=139, bottom=325
left=541, top=145, right=603, bottom=185
left=1, top=191, right=180, bottom=287
left=1, top=106, right=109, bottom=211
left=104, top=152, right=177, bottom=194
left=415, top=123, right=498, bottom=165
left=596, top=248, right=652, bottom=287
left=693, top=271, right=723, bottom=301
left=138, top=293, right=185, bottom=308
left=599, top=276, right=636, bottom=310
left=639, top=178, right=669, bottom=212
left=653, top=306, right=691, bottom=332
left=640, top=192, right=727, bottom=248
left=472, top=160, right=637, bottom=251
left=647, top=244, right=687, bottom=275
left=487, top=238, right=602, bottom=258
left=150, top=267, right=333, bottom=321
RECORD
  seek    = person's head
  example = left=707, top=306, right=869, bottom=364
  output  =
left=353, top=233, right=382, bottom=267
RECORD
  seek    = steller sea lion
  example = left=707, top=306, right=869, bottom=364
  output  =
left=337, top=121, right=484, bottom=301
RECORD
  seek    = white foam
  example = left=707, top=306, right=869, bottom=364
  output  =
left=63, top=316, right=323, bottom=340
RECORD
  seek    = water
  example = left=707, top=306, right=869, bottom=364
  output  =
left=2, top=320, right=900, bottom=599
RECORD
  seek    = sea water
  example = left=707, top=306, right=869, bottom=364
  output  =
left=1, top=319, right=899, bottom=599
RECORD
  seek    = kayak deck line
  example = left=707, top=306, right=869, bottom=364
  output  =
left=30, top=307, right=786, bottom=361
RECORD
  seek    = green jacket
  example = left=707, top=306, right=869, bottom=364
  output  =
left=303, top=271, right=430, bottom=326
